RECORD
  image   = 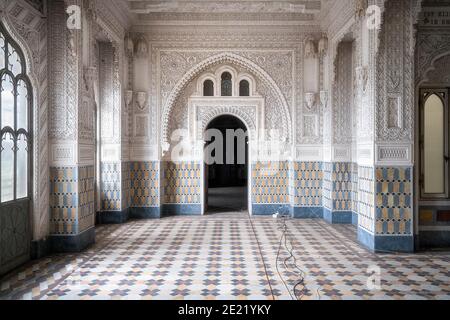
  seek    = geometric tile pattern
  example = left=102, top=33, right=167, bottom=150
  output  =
left=78, top=166, right=95, bottom=234
left=358, top=166, right=375, bottom=234
left=1, top=213, right=449, bottom=300
left=163, top=162, right=201, bottom=204
left=252, top=161, right=289, bottom=204
left=130, top=162, right=159, bottom=207
left=291, top=162, right=323, bottom=207
left=121, top=162, right=131, bottom=210
left=351, top=163, right=359, bottom=213
left=376, top=167, right=412, bottom=235
left=50, top=167, right=79, bottom=235
left=101, top=162, right=122, bottom=211
left=50, top=166, right=95, bottom=236
left=332, top=162, right=352, bottom=211
left=322, top=162, right=333, bottom=211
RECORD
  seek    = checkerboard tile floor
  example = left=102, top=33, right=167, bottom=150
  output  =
left=0, top=213, right=449, bottom=300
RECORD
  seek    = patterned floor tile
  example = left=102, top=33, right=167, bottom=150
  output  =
left=0, top=213, right=449, bottom=300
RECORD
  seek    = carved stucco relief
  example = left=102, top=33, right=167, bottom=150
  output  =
left=167, top=62, right=287, bottom=145
left=416, top=32, right=450, bottom=86
left=157, top=51, right=294, bottom=149
left=424, top=54, right=450, bottom=85
left=135, top=32, right=327, bottom=151
left=1, top=0, right=49, bottom=240
left=376, top=0, right=414, bottom=143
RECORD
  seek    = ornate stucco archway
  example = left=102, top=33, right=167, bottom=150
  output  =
left=160, top=52, right=292, bottom=151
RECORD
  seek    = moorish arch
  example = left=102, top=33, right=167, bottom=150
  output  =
left=160, top=52, right=292, bottom=150
left=0, top=15, right=49, bottom=242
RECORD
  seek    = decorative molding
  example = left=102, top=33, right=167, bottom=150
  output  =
left=50, top=143, right=77, bottom=166
left=332, top=145, right=352, bottom=162
left=376, top=143, right=413, bottom=166
left=160, top=52, right=293, bottom=149
left=188, top=97, right=264, bottom=143
left=2, top=1, right=49, bottom=240
left=295, top=145, right=323, bottom=162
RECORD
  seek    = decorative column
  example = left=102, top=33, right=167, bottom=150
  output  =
left=369, top=0, right=414, bottom=252
left=97, top=40, right=131, bottom=223
left=48, top=0, right=95, bottom=251
left=322, top=39, right=355, bottom=225
left=127, top=34, right=162, bottom=219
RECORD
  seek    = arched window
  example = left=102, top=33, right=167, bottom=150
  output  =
left=0, top=24, right=31, bottom=203
left=203, top=79, right=214, bottom=96
left=239, top=80, right=250, bottom=96
left=221, top=72, right=232, bottom=96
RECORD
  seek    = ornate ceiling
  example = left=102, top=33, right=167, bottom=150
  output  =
left=126, top=0, right=334, bottom=26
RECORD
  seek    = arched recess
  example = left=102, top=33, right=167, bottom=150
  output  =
left=160, top=53, right=292, bottom=150
left=0, top=15, right=48, bottom=245
left=204, top=115, right=249, bottom=214
left=0, top=19, right=37, bottom=275
left=419, top=52, right=450, bottom=87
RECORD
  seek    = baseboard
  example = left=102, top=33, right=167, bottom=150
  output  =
left=352, top=212, right=358, bottom=226
left=130, top=207, right=161, bottom=219
left=251, top=204, right=291, bottom=216
left=96, top=208, right=130, bottom=224
left=358, top=227, right=375, bottom=251
left=357, top=227, right=414, bottom=253
left=323, top=208, right=353, bottom=224
left=162, top=204, right=202, bottom=216
left=31, top=238, right=51, bottom=260
left=374, top=235, right=414, bottom=253
left=292, top=207, right=323, bottom=218
left=50, top=227, right=96, bottom=253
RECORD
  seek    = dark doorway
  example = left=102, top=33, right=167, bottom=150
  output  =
left=205, top=115, right=248, bottom=213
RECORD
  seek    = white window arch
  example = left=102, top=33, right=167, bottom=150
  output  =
left=0, top=23, right=32, bottom=203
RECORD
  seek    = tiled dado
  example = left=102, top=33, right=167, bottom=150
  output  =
left=322, top=162, right=353, bottom=224
left=100, top=162, right=122, bottom=211
left=49, top=166, right=95, bottom=252
left=162, top=162, right=201, bottom=215
left=78, top=166, right=96, bottom=234
left=291, top=162, right=323, bottom=218
left=374, top=167, right=413, bottom=252
left=359, top=167, right=414, bottom=253
left=251, top=161, right=290, bottom=215
left=97, top=162, right=131, bottom=224
left=130, top=162, right=160, bottom=218
left=358, top=166, right=375, bottom=235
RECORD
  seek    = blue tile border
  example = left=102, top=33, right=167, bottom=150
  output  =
left=162, top=204, right=202, bottom=216
left=374, top=235, right=414, bottom=253
left=352, top=212, right=358, bottom=226
left=357, top=227, right=414, bottom=253
left=292, top=207, right=323, bottom=219
left=358, top=227, right=375, bottom=251
left=130, top=207, right=161, bottom=219
left=50, top=227, right=95, bottom=253
left=323, top=208, right=353, bottom=224
left=251, top=204, right=292, bottom=216
left=96, top=209, right=130, bottom=224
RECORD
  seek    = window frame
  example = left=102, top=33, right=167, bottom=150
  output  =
left=239, top=80, right=250, bottom=97
left=203, top=79, right=214, bottom=97
left=221, top=72, right=233, bottom=97
left=420, top=88, right=449, bottom=200
left=0, top=23, right=32, bottom=205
